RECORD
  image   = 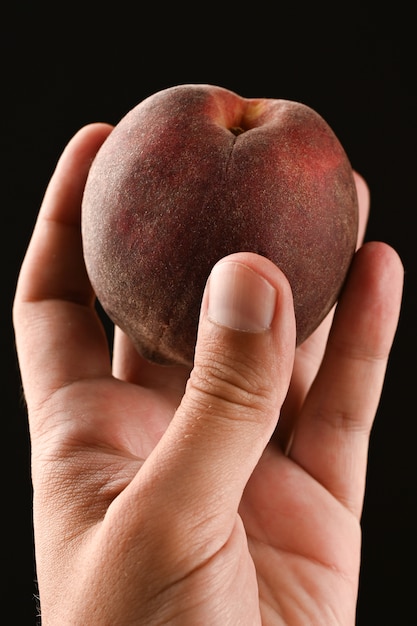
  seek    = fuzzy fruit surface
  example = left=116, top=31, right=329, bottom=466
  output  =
left=82, top=84, right=358, bottom=366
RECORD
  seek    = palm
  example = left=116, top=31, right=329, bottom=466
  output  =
left=241, top=450, right=359, bottom=623
left=84, top=319, right=355, bottom=624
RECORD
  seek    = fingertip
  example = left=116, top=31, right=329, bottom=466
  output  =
left=56, top=122, right=114, bottom=175
left=352, top=170, right=369, bottom=197
left=352, top=170, right=370, bottom=247
left=333, top=241, right=404, bottom=353
left=205, top=252, right=296, bottom=342
left=67, top=122, right=114, bottom=147
left=207, top=261, right=277, bottom=332
left=354, top=240, right=404, bottom=284
left=40, top=123, right=113, bottom=226
left=352, top=170, right=369, bottom=205
left=194, top=252, right=296, bottom=404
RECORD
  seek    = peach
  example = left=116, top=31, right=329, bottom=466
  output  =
left=81, top=84, right=358, bottom=366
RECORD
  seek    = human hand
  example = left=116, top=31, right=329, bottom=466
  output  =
left=13, top=123, right=403, bottom=625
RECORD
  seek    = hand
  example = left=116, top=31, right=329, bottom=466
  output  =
left=13, top=123, right=403, bottom=625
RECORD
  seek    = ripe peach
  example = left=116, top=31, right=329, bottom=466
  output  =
left=81, top=84, right=358, bottom=366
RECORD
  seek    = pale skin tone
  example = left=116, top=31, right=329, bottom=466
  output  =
left=13, top=123, right=403, bottom=625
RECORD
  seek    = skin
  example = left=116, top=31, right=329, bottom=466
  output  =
left=13, top=123, right=403, bottom=625
left=82, top=85, right=358, bottom=366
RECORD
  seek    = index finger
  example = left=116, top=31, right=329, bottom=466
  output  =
left=13, top=123, right=113, bottom=409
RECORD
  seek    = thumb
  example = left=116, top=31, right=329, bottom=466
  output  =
left=139, top=252, right=296, bottom=527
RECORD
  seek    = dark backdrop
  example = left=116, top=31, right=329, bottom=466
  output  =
left=4, top=6, right=415, bottom=624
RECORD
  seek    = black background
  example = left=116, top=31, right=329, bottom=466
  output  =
left=3, top=5, right=416, bottom=624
